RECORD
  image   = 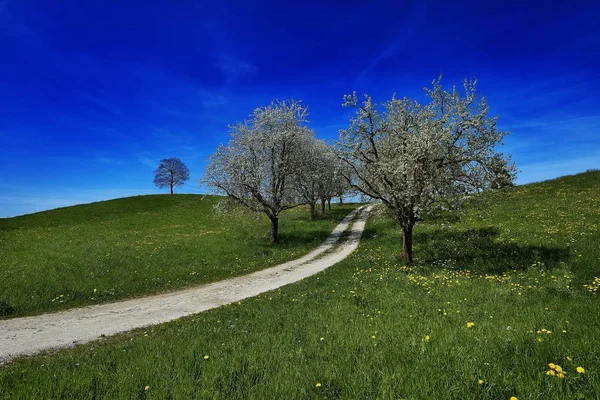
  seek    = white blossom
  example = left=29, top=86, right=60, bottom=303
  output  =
left=337, top=76, right=516, bottom=262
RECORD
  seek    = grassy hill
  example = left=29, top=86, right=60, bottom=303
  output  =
left=0, top=194, right=357, bottom=317
left=2, top=172, right=600, bottom=398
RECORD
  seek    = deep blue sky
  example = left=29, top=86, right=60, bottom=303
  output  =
left=1, top=0, right=599, bottom=217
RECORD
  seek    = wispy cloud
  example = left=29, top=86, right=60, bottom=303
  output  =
left=517, top=152, right=600, bottom=184
left=502, top=115, right=600, bottom=132
left=95, top=157, right=126, bottom=166
left=198, top=88, right=228, bottom=108
left=354, top=2, right=428, bottom=83
left=214, top=55, right=257, bottom=83
left=136, top=155, right=157, bottom=169
left=79, top=92, right=124, bottom=117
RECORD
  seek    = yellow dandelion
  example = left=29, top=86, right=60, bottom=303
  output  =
left=315, top=383, right=322, bottom=388
left=425, top=335, right=430, bottom=343
left=510, top=397, right=518, bottom=400
left=546, top=370, right=556, bottom=376
left=320, top=337, right=325, bottom=341
left=555, top=365, right=563, bottom=373
left=144, top=385, right=150, bottom=391
left=203, top=355, right=210, bottom=360
left=576, top=366, right=585, bottom=374
left=478, top=379, right=484, bottom=385
left=548, top=363, right=556, bottom=369
left=557, top=372, right=565, bottom=378
left=567, top=356, right=573, bottom=361
left=466, top=322, right=475, bottom=328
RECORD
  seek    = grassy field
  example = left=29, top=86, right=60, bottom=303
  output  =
left=0, top=195, right=356, bottom=318
left=1, top=172, right=600, bottom=399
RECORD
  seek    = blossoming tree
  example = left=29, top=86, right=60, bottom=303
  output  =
left=203, top=100, right=314, bottom=243
left=337, top=77, right=516, bottom=263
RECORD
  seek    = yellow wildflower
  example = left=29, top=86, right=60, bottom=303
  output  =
left=425, top=335, right=430, bottom=343
left=144, top=385, right=150, bottom=391
left=510, top=397, right=518, bottom=400
left=203, top=355, right=210, bottom=360
left=315, top=383, right=322, bottom=388
left=548, top=363, right=556, bottom=369
left=567, top=356, right=573, bottom=361
left=466, top=322, right=475, bottom=328
left=576, top=366, right=585, bottom=374
left=478, top=379, right=484, bottom=385
left=555, top=365, right=563, bottom=373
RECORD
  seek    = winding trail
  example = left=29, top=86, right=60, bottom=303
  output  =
left=0, top=205, right=372, bottom=364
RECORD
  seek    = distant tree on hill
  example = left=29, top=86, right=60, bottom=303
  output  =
left=153, top=157, right=190, bottom=194
left=337, top=76, right=516, bottom=263
left=203, top=100, right=313, bottom=243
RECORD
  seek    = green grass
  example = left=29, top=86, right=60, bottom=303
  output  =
left=2, top=172, right=600, bottom=399
left=0, top=194, right=357, bottom=317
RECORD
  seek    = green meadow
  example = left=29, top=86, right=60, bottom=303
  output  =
left=0, top=195, right=356, bottom=317
left=1, top=171, right=600, bottom=399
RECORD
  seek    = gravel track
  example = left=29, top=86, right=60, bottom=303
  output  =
left=0, top=205, right=372, bottom=364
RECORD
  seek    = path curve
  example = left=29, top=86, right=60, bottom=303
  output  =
left=0, top=205, right=372, bottom=364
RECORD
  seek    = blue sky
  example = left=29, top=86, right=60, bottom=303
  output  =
left=1, top=0, right=599, bottom=218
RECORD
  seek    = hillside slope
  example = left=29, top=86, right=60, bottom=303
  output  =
left=1, top=173, right=599, bottom=399
left=0, top=194, right=356, bottom=317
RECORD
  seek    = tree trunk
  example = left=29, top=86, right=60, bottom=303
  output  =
left=339, top=196, right=344, bottom=204
left=170, top=185, right=174, bottom=195
left=270, top=216, right=279, bottom=243
left=327, top=197, right=331, bottom=210
left=321, top=197, right=326, bottom=214
left=309, top=203, right=316, bottom=220
left=402, top=224, right=413, bottom=264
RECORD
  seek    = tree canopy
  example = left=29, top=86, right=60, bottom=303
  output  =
left=337, top=77, right=516, bottom=262
left=203, top=100, right=315, bottom=242
left=153, top=157, right=190, bottom=194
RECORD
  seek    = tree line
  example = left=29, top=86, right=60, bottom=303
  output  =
left=157, top=77, right=516, bottom=263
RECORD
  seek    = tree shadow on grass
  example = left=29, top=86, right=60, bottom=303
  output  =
left=414, top=227, right=570, bottom=274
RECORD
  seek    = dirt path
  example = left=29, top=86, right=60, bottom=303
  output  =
left=0, top=205, right=372, bottom=364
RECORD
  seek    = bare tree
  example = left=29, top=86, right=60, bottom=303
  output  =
left=337, top=77, right=516, bottom=263
left=203, top=100, right=313, bottom=243
left=153, top=157, right=190, bottom=194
